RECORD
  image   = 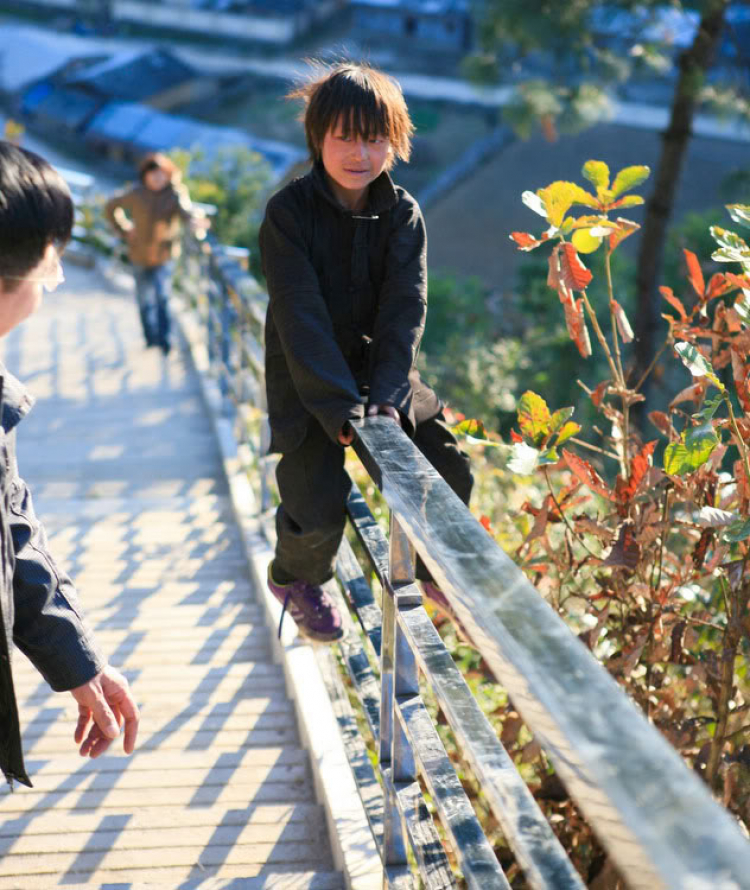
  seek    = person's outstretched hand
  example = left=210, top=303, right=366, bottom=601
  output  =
left=367, top=404, right=401, bottom=425
left=70, top=665, right=140, bottom=758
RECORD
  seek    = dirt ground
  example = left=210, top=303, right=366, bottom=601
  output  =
left=423, top=123, right=750, bottom=290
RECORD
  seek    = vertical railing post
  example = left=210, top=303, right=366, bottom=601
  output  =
left=381, top=511, right=420, bottom=883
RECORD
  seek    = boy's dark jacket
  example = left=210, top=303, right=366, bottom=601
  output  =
left=0, top=365, right=105, bottom=787
left=260, top=162, right=440, bottom=452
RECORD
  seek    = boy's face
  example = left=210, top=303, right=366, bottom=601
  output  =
left=0, top=244, right=64, bottom=337
left=320, top=120, right=391, bottom=211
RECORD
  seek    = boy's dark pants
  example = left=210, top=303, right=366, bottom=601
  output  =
left=273, top=411, right=473, bottom=586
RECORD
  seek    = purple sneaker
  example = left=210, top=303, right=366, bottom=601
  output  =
left=421, top=581, right=472, bottom=644
left=268, top=567, right=344, bottom=644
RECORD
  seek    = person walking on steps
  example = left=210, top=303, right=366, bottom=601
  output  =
left=259, top=62, right=473, bottom=645
left=0, top=141, right=140, bottom=788
left=106, top=153, right=207, bottom=355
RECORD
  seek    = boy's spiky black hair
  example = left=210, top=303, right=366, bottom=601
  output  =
left=288, top=62, right=414, bottom=170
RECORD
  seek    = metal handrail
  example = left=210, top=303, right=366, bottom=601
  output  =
left=77, top=191, right=750, bottom=888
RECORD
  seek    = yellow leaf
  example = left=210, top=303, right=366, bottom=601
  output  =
left=572, top=229, right=603, bottom=254
left=537, top=181, right=598, bottom=228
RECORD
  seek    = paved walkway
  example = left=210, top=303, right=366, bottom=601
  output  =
left=0, top=263, right=343, bottom=889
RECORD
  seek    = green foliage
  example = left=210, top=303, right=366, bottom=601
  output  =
left=169, top=146, right=273, bottom=277
left=448, top=169, right=750, bottom=876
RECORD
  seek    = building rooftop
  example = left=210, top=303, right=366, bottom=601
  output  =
left=66, top=48, right=198, bottom=102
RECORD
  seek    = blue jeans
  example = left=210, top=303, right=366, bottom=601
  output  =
left=132, top=262, right=173, bottom=347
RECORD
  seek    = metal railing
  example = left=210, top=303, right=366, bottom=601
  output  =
left=169, top=230, right=750, bottom=890
left=69, top=174, right=750, bottom=888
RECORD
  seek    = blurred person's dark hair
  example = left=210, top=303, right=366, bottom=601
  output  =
left=0, top=141, right=73, bottom=290
left=288, top=61, right=414, bottom=170
left=138, top=153, right=180, bottom=185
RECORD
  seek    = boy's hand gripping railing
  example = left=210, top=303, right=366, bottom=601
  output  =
left=171, top=228, right=750, bottom=889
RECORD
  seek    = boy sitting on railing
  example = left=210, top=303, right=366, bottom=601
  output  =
left=259, top=62, right=473, bottom=643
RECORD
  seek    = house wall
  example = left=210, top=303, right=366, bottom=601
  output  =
left=3, top=0, right=346, bottom=43
left=146, top=78, right=219, bottom=113
left=113, top=1, right=297, bottom=43
left=352, top=6, right=471, bottom=50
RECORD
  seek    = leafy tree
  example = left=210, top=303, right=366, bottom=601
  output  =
left=469, top=0, right=744, bottom=409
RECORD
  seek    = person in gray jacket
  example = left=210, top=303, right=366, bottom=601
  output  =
left=0, top=141, right=139, bottom=787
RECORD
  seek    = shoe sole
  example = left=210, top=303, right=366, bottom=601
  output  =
left=296, top=625, right=344, bottom=645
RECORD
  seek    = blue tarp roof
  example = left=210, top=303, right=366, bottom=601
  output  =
left=21, top=84, right=101, bottom=129
left=86, top=102, right=156, bottom=143
left=84, top=102, right=305, bottom=177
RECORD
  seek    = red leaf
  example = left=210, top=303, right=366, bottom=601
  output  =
left=560, top=242, right=593, bottom=291
left=684, top=249, right=705, bottom=299
left=648, top=411, right=674, bottom=437
left=562, top=296, right=592, bottom=358
left=608, top=217, right=640, bottom=253
left=616, top=440, right=657, bottom=504
left=736, top=460, right=750, bottom=511
left=731, top=347, right=750, bottom=414
left=510, top=429, right=523, bottom=443
left=591, top=380, right=609, bottom=407
left=726, top=272, right=750, bottom=290
left=692, top=529, right=712, bottom=571
left=562, top=449, right=614, bottom=500
left=480, top=514, right=494, bottom=535
left=602, top=523, right=640, bottom=572
left=706, top=273, right=736, bottom=300
left=511, top=231, right=546, bottom=251
left=659, top=286, right=687, bottom=321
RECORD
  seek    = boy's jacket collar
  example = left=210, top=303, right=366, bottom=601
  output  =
left=311, top=162, right=398, bottom=218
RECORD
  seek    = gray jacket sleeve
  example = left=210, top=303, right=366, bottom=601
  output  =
left=10, top=459, right=105, bottom=693
left=260, top=195, right=365, bottom=444
left=368, top=195, right=428, bottom=434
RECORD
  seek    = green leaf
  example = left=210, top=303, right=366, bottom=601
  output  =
left=539, top=447, right=559, bottom=465
left=722, top=517, right=750, bottom=543
left=451, top=418, right=504, bottom=446
left=727, top=205, right=750, bottom=230
left=693, top=394, right=723, bottom=423
left=517, top=391, right=551, bottom=446
left=555, top=420, right=581, bottom=446
left=711, top=226, right=750, bottom=264
left=522, top=190, right=548, bottom=218
left=611, top=165, right=650, bottom=198
left=508, top=442, right=540, bottom=475
left=663, top=423, right=719, bottom=476
left=549, top=406, right=574, bottom=435
left=674, top=343, right=724, bottom=389
left=582, top=160, right=610, bottom=195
